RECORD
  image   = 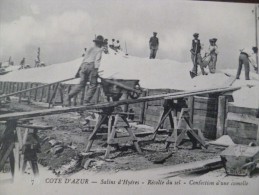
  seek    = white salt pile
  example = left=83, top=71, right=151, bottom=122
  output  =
left=0, top=51, right=258, bottom=108
left=209, top=135, right=235, bottom=146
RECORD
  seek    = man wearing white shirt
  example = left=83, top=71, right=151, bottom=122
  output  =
left=207, top=38, right=218, bottom=74
left=236, top=46, right=258, bottom=80
left=66, top=35, right=104, bottom=105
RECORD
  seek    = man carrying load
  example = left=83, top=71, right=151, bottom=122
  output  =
left=65, top=35, right=105, bottom=106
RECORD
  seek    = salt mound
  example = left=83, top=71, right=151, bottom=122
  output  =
left=209, top=135, right=235, bottom=146
left=231, top=84, right=259, bottom=108
left=0, top=51, right=258, bottom=109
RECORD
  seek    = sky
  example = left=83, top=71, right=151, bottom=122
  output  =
left=0, top=0, right=257, bottom=69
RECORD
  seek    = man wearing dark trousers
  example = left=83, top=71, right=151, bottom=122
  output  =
left=190, top=33, right=207, bottom=78
left=236, top=47, right=258, bottom=80
left=149, top=32, right=159, bottom=59
left=65, top=35, right=104, bottom=106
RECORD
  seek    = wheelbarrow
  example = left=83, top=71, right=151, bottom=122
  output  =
left=100, top=77, right=142, bottom=101
left=220, top=144, right=259, bottom=177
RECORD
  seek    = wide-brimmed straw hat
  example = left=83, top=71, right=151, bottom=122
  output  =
left=93, top=35, right=104, bottom=44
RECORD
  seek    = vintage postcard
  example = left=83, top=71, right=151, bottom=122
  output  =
left=0, top=0, right=259, bottom=194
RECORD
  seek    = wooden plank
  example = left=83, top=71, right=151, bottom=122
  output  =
left=188, top=96, right=194, bottom=124
left=46, top=85, right=52, bottom=103
left=17, top=124, right=53, bottom=130
left=193, top=110, right=218, bottom=118
left=6, top=82, right=10, bottom=95
left=227, top=120, right=258, bottom=130
left=193, top=115, right=217, bottom=124
left=228, top=105, right=258, bottom=117
left=194, top=102, right=218, bottom=110
left=139, top=91, right=147, bottom=124
left=227, top=112, right=259, bottom=125
left=40, top=86, right=45, bottom=102
left=227, top=127, right=257, bottom=139
left=28, top=83, right=33, bottom=104
left=34, top=83, right=39, bottom=101
left=2, top=82, right=7, bottom=94
left=0, top=86, right=241, bottom=121
left=0, top=143, right=15, bottom=170
left=216, top=96, right=227, bottom=138
left=194, top=96, right=218, bottom=104
left=18, top=83, right=23, bottom=103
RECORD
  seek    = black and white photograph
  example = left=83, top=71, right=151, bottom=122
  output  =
left=0, top=0, right=259, bottom=194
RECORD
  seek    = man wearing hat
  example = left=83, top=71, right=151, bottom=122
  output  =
left=149, top=32, right=159, bottom=59
left=236, top=46, right=258, bottom=80
left=190, top=33, right=207, bottom=78
left=206, top=38, right=218, bottom=73
left=65, top=35, right=104, bottom=106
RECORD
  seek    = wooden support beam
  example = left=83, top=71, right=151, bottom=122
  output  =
left=227, top=112, right=259, bottom=125
left=40, top=86, right=45, bottom=102
left=46, top=85, right=51, bottom=103
left=0, top=86, right=241, bottom=121
left=188, top=96, right=194, bottom=124
left=140, top=91, right=147, bottom=124
left=34, top=83, right=39, bottom=101
left=216, top=96, right=227, bottom=138
left=48, top=83, right=60, bottom=108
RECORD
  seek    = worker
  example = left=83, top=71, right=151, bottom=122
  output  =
left=190, top=33, right=207, bottom=78
left=206, top=38, right=218, bottom=74
left=149, top=32, right=159, bottom=59
left=236, top=46, right=258, bottom=80
left=65, top=35, right=104, bottom=106
left=82, top=48, right=87, bottom=57
left=114, top=40, right=121, bottom=51
left=103, top=39, right=109, bottom=54
left=109, top=39, right=115, bottom=50
left=20, top=57, right=25, bottom=69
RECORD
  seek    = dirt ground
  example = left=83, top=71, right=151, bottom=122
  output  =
left=1, top=101, right=226, bottom=176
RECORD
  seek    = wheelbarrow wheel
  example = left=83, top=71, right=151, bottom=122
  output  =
left=128, top=84, right=142, bottom=99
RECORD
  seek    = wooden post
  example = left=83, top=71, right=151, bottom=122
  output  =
left=6, top=82, right=10, bottom=94
left=140, top=90, right=148, bottom=124
left=40, top=86, right=45, bottom=102
left=95, top=85, right=101, bottom=104
left=2, top=82, right=7, bottom=94
left=34, top=83, right=38, bottom=101
left=46, top=85, right=52, bottom=103
left=48, top=83, right=60, bottom=108
left=80, top=86, right=86, bottom=105
left=216, top=96, right=227, bottom=138
left=28, top=83, right=34, bottom=104
left=18, top=83, right=23, bottom=103
left=188, top=96, right=194, bottom=124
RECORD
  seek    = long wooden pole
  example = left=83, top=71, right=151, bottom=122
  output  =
left=255, top=5, right=259, bottom=74
left=0, top=86, right=241, bottom=121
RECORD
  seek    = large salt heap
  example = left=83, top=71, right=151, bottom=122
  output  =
left=0, top=51, right=258, bottom=108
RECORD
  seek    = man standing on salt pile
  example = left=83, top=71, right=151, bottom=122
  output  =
left=114, top=40, right=121, bottom=51
left=207, top=38, right=218, bottom=73
left=149, top=32, right=159, bottom=59
left=236, top=46, right=258, bottom=80
left=190, top=33, right=207, bottom=78
left=109, top=38, right=115, bottom=50
left=19, top=57, right=26, bottom=69
left=65, top=35, right=104, bottom=106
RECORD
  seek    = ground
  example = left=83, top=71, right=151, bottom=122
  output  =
left=0, top=100, right=225, bottom=176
